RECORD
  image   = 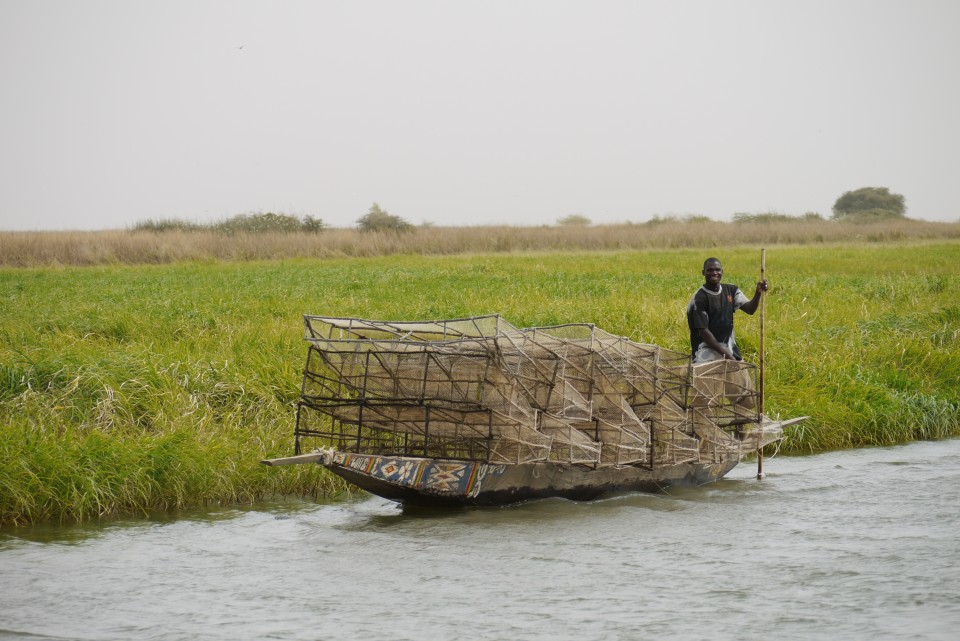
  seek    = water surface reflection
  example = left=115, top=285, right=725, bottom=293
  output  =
left=2, top=440, right=958, bottom=641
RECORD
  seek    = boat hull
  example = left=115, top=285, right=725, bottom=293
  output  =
left=309, top=450, right=741, bottom=507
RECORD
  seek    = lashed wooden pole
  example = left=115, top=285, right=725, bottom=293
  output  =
left=757, top=248, right=766, bottom=480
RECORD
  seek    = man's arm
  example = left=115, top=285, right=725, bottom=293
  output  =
left=739, top=279, right=768, bottom=315
left=698, top=327, right=739, bottom=360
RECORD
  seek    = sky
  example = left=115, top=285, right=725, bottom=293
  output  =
left=1, top=0, right=958, bottom=231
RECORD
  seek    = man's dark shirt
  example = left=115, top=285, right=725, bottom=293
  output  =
left=686, top=283, right=747, bottom=360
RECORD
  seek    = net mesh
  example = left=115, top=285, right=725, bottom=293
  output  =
left=295, top=314, right=767, bottom=467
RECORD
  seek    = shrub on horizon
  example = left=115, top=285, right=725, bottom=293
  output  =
left=644, top=215, right=680, bottom=226
left=832, top=186, right=906, bottom=220
left=215, top=212, right=324, bottom=234
left=132, top=212, right=325, bottom=234
left=732, top=211, right=818, bottom=223
left=357, top=203, right=413, bottom=232
left=642, top=214, right=714, bottom=225
left=557, top=214, right=591, bottom=226
left=301, top=215, right=326, bottom=233
left=131, top=218, right=204, bottom=232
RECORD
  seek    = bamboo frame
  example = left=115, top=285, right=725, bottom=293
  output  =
left=294, top=314, right=767, bottom=468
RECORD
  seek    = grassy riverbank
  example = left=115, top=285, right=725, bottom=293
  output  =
left=2, top=242, right=959, bottom=524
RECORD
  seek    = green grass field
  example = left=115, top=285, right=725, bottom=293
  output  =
left=2, top=242, right=959, bottom=524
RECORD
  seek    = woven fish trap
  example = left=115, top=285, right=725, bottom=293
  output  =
left=294, top=314, right=759, bottom=467
left=689, top=360, right=759, bottom=410
left=540, top=414, right=602, bottom=465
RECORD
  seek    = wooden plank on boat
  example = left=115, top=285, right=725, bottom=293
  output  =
left=260, top=452, right=326, bottom=466
left=772, top=416, right=809, bottom=429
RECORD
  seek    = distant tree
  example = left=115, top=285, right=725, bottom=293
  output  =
left=557, top=214, right=591, bottom=226
left=731, top=211, right=823, bottom=223
left=301, top=215, right=326, bottom=233
left=644, top=215, right=679, bottom=226
left=357, top=203, right=413, bottom=232
left=132, top=218, right=203, bottom=232
left=213, top=212, right=325, bottom=234
left=732, top=211, right=793, bottom=223
left=832, top=187, right=906, bottom=220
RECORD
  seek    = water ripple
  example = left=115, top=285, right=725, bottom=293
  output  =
left=1, top=440, right=959, bottom=641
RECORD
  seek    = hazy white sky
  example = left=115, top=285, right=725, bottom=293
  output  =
left=1, top=0, right=958, bottom=231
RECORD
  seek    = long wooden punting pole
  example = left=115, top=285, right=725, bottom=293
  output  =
left=757, top=248, right=766, bottom=480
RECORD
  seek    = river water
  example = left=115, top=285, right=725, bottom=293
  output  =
left=2, top=439, right=959, bottom=641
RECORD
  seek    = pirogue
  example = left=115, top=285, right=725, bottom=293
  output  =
left=263, top=314, right=805, bottom=506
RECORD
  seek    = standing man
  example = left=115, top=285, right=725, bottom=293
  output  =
left=687, top=257, right=767, bottom=363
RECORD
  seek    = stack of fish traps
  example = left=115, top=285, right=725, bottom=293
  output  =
left=295, top=314, right=761, bottom=468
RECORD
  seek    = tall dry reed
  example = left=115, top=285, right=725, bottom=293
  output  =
left=2, top=218, right=959, bottom=267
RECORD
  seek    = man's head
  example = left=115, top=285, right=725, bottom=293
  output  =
left=702, top=257, right=723, bottom=289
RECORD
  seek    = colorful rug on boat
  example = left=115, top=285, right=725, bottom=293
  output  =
left=340, top=453, right=487, bottom=496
